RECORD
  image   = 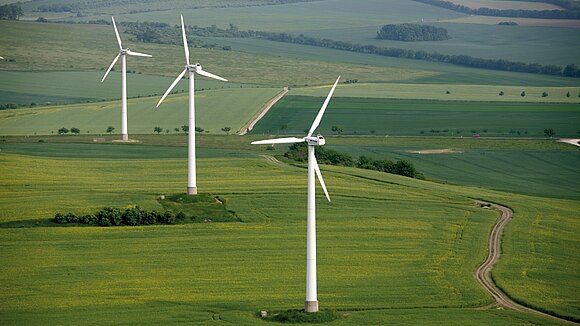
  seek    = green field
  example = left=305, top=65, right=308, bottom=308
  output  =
left=0, top=71, right=245, bottom=106
left=300, top=23, right=580, bottom=66
left=0, top=87, right=281, bottom=135
left=0, top=139, right=577, bottom=324
left=250, top=96, right=580, bottom=137
left=289, top=83, right=580, bottom=103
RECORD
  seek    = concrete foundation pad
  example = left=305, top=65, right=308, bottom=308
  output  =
left=305, top=301, right=318, bottom=313
left=187, top=187, right=198, bottom=195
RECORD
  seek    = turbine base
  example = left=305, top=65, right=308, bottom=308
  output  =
left=187, top=187, right=198, bottom=195
left=304, top=301, right=318, bottom=313
left=121, top=134, right=129, bottom=141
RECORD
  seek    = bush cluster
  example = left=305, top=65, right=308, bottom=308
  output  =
left=53, top=207, right=186, bottom=226
left=377, top=23, right=450, bottom=41
left=284, top=143, right=421, bottom=179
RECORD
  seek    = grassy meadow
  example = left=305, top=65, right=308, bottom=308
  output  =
left=0, top=139, right=576, bottom=324
left=0, top=87, right=281, bottom=135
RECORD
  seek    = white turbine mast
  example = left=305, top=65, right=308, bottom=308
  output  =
left=101, top=16, right=152, bottom=141
left=252, top=76, right=340, bottom=313
left=156, top=14, right=228, bottom=195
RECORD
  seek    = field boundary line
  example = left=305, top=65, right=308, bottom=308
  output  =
left=474, top=200, right=577, bottom=324
left=238, top=87, right=288, bottom=135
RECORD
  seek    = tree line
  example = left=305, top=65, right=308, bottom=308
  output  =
left=0, top=4, right=23, bottom=20
left=284, top=143, right=422, bottom=179
left=377, top=23, right=450, bottom=42
left=119, top=22, right=579, bottom=78
left=411, top=0, right=580, bottom=19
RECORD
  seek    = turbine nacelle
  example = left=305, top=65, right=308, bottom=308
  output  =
left=305, top=135, right=325, bottom=146
left=186, top=63, right=202, bottom=72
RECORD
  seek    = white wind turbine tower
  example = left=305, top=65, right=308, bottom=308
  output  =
left=252, top=76, right=340, bottom=313
left=101, top=16, right=152, bottom=141
left=156, top=14, right=228, bottom=195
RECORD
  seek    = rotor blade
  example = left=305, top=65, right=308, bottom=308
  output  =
left=0, top=56, right=4, bottom=60
left=180, top=14, right=190, bottom=66
left=101, top=54, right=120, bottom=82
left=307, top=76, right=340, bottom=137
left=156, top=69, right=187, bottom=108
left=196, top=69, right=228, bottom=82
left=313, top=156, right=331, bottom=202
left=251, top=137, right=304, bottom=145
left=126, top=50, right=152, bottom=57
left=111, top=16, right=123, bottom=50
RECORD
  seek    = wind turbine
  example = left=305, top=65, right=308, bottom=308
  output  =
left=101, top=16, right=152, bottom=141
left=251, top=76, right=340, bottom=313
left=156, top=14, right=228, bottom=195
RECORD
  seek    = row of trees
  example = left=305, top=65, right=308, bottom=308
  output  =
left=284, top=143, right=421, bottom=179
left=377, top=23, right=450, bottom=42
left=121, top=22, right=579, bottom=78
left=57, top=127, right=81, bottom=135
left=153, top=126, right=231, bottom=134
left=0, top=4, right=22, bottom=20
left=53, top=207, right=184, bottom=226
left=412, top=0, right=580, bottom=19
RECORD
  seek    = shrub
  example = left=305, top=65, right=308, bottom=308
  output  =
left=53, top=213, right=67, bottom=224
left=96, top=207, right=122, bottom=226
left=122, top=207, right=141, bottom=226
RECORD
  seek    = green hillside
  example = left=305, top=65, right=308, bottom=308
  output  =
left=0, top=87, right=281, bottom=135
left=0, top=140, right=577, bottom=324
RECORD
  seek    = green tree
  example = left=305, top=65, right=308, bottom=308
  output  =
left=58, top=127, right=69, bottom=135
left=544, top=128, right=555, bottom=138
left=154, top=126, right=163, bottom=134
left=331, top=125, right=344, bottom=135
left=221, top=126, right=232, bottom=134
left=70, top=127, right=80, bottom=135
left=181, top=125, right=189, bottom=134
left=195, top=127, right=204, bottom=133
left=521, top=91, right=526, bottom=97
left=106, top=126, right=115, bottom=134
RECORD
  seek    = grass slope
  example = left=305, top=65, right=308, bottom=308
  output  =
left=0, top=87, right=281, bottom=135
left=0, top=140, right=575, bottom=324
left=0, top=71, right=243, bottom=106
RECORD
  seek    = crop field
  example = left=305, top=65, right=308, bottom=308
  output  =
left=0, top=140, right=576, bottom=324
left=0, top=87, right=281, bottom=135
left=290, top=83, right=580, bottom=103
left=321, top=137, right=580, bottom=200
left=0, top=71, right=245, bottom=106
left=62, top=0, right=465, bottom=32
left=301, top=23, right=580, bottom=66
left=250, top=96, right=580, bottom=137
left=447, top=0, right=564, bottom=10
left=441, top=15, right=580, bottom=28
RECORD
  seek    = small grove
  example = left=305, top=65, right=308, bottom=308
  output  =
left=284, top=142, right=422, bottom=179
left=53, top=206, right=184, bottom=226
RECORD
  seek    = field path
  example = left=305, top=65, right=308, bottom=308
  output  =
left=238, top=87, right=288, bottom=135
left=475, top=201, right=576, bottom=324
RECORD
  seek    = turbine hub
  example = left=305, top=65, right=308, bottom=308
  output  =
left=120, top=49, right=128, bottom=55
left=305, top=135, right=325, bottom=146
left=186, top=63, right=202, bottom=72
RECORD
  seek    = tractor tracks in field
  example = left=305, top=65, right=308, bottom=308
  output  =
left=475, top=201, right=577, bottom=324
left=239, top=87, right=288, bottom=135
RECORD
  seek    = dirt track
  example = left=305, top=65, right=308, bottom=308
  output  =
left=475, top=201, right=576, bottom=324
left=238, top=87, right=288, bottom=135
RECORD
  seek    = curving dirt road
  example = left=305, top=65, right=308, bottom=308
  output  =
left=474, top=201, right=576, bottom=324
